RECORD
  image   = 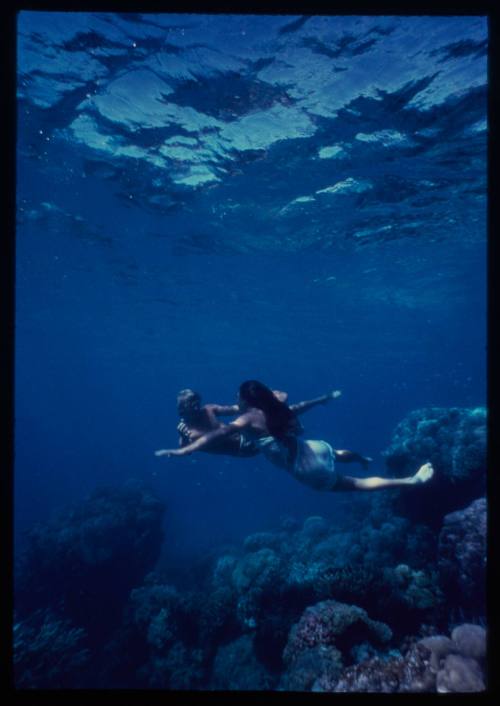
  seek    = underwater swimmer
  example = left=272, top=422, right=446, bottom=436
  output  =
left=171, top=387, right=362, bottom=460
left=155, top=381, right=428, bottom=493
left=174, top=388, right=258, bottom=457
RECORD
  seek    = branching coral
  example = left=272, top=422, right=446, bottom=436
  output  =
left=16, top=481, right=165, bottom=640
left=14, top=611, right=90, bottom=688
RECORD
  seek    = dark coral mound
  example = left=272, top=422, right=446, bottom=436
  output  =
left=382, top=407, right=486, bottom=525
left=13, top=610, right=90, bottom=688
left=15, top=480, right=165, bottom=642
left=210, top=635, right=275, bottom=690
left=438, top=497, right=486, bottom=616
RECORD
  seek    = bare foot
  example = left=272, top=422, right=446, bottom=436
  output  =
left=413, top=462, right=434, bottom=484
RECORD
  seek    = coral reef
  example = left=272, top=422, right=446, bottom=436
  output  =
left=451, top=623, right=487, bottom=660
left=280, top=645, right=343, bottom=691
left=126, top=578, right=212, bottom=688
left=381, top=407, right=486, bottom=525
left=283, top=599, right=392, bottom=666
left=15, top=481, right=165, bottom=640
left=210, top=635, right=275, bottom=690
left=13, top=404, right=488, bottom=690
left=323, top=623, right=487, bottom=693
left=435, top=654, right=485, bottom=692
left=230, top=548, right=282, bottom=629
left=437, top=497, right=486, bottom=616
left=13, top=610, right=90, bottom=688
left=138, top=641, right=207, bottom=690
left=380, top=564, right=445, bottom=635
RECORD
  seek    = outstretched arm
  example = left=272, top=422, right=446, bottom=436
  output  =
left=290, top=390, right=342, bottom=415
left=156, top=415, right=250, bottom=457
left=210, top=391, right=288, bottom=415
left=209, top=404, right=240, bottom=416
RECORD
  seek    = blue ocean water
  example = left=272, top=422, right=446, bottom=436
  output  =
left=14, top=12, right=487, bottom=691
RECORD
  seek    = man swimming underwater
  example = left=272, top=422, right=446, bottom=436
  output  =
left=171, top=387, right=372, bottom=467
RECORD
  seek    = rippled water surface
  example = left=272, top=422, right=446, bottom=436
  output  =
left=16, top=12, right=487, bottom=554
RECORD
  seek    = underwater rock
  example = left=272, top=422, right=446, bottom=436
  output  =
left=382, top=407, right=486, bottom=524
left=313, top=563, right=384, bottom=610
left=301, top=515, right=330, bottom=539
left=210, top=634, right=275, bottom=690
left=127, top=580, right=216, bottom=688
left=197, top=585, right=240, bottom=647
left=140, top=640, right=207, bottom=690
left=129, top=582, right=180, bottom=636
left=15, top=481, right=165, bottom=639
left=280, top=515, right=300, bottom=532
left=417, top=635, right=455, bottom=672
left=14, top=610, right=90, bottom=688
left=283, top=599, right=392, bottom=668
left=328, top=620, right=488, bottom=694
left=231, top=548, right=280, bottom=593
left=333, top=655, right=407, bottom=693
left=212, top=554, right=239, bottom=586
left=310, top=530, right=361, bottom=567
left=436, top=653, right=485, bottom=692
left=230, top=548, right=281, bottom=628
left=451, top=623, right=487, bottom=661
left=390, top=564, right=444, bottom=612
left=279, top=645, right=343, bottom=692
left=328, top=642, right=437, bottom=692
left=437, top=497, right=486, bottom=613
left=243, top=531, right=286, bottom=553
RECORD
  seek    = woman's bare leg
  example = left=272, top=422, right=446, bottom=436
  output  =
left=335, top=462, right=434, bottom=492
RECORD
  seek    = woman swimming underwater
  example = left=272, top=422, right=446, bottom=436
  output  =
left=155, top=380, right=434, bottom=492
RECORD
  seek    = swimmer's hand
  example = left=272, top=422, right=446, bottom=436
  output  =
left=177, top=422, right=195, bottom=442
left=325, top=390, right=342, bottom=401
left=155, top=448, right=189, bottom=457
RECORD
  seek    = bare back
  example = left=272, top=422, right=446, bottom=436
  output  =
left=228, top=407, right=270, bottom=439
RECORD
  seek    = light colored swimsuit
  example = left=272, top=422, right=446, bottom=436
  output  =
left=250, top=434, right=339, bottom=491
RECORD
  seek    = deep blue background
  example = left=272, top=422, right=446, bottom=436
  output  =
left=15, top=12, right=487, bottom=569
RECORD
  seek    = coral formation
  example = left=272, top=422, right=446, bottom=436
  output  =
left=435, top=654, right=486, bottom=693
left=280, top=645, right=343, bottom=691
left=451, top=623, right=487, bottom=660
left=283, top=600, right=392, bottom=666
left=326, top=622, right=487, bottom=693
left=210, top=635, right=275, bottom=690
left=15, top=481, right=165, bottom=641
left=13, top=610, right=90, bottom=688
left=438, top=497, right=486, bottom=615
left=382, top=407, right=486, bottom=524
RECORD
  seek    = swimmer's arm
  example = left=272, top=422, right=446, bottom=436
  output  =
left=208, top=404, right=240, bottom=416
left=177, top=421, right=201, bottom=447
left=156, top=415, right=251, bottom=457
left=210, top=392, right=289, bottom=415
left=290, top=390, right=342, bottom=415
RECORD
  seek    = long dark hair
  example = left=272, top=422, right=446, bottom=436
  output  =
left=239, top=380, right=299, bottom=440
